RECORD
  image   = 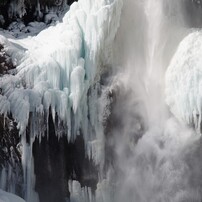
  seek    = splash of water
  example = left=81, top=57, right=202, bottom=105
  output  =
left=108, top=0, right=202, bottom=201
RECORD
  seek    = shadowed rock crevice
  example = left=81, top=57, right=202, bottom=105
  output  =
left=33, top=111, right=98, bottom=202
left=0, top=0, right=78, bottom=29
left=0, top=44, right=16, bottom=75
left=0, top=115, right=23, bottom=197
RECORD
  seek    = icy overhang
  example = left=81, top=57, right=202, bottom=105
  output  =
left=165, top=31, right=202, bottom=130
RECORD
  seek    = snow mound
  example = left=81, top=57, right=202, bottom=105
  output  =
left=165, top=31, right=202, bottom=130
left=0, top=189, right=25, bottom=202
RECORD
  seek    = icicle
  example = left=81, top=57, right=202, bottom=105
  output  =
left=0, top=0, right=123, bottom=199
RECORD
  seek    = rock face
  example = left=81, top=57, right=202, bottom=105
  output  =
left=0, top=0, right=77, bottom=28
left=0, top=115, right=23, bottom=197
left=183, top=0, right=202, bottom=27
left=0, top=44, right=15, bottom=75
left=165, top=31, right=202, bottom=131
left=33, top=112, right=98, bottom=202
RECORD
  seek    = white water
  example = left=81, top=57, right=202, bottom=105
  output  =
left=70, top=0, right=202, bottom=201
left=0, top=0, right=202, bottom=201
left=106, top=0, right=202, bottom=202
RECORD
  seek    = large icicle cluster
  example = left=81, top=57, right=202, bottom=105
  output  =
left=165, top=31, right=202, bottom=129
left=0, top=0, right=122, bottom=140
left=0, top=0, right=123, bottom=200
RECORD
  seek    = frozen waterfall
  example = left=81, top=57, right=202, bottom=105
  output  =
left=1, top=0, right=202, bottom=202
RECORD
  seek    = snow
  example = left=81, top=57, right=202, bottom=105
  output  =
left=0, top=1, right=69, bottom=38
left=0, top=189, right=25, bottom=202
left=165, top=31, right=202, bottom=130
left=0, top=0, right=123, bottom=200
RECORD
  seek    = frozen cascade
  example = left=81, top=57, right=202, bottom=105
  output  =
left=0, top=0, right=123, bottom=140
left=1, top=0, right=202, bottom=202
left=0, top=0, right=123, bottom=201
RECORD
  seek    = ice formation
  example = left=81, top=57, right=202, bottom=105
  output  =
left=0, top=0, right=122, bottom=146
left=2, top=0, right=202, bottom=201
left=0, top=0, right=123, bottom=200
left=69, top=180, right=112, bottom=202
left=165, top=31, right=202, bottom=130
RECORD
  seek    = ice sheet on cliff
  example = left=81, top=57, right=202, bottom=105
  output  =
left=165, top=31, right=202, bottom=130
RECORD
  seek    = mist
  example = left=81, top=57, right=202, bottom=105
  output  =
left=107, top=0, right=202, bottom=201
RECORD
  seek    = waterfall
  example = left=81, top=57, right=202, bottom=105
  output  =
left=109, top=0, right=202, bottom=202
left=0, top=0, right=202, bottom=201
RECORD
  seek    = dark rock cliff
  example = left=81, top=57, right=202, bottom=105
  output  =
left=0, top=0, right=77, bottom=28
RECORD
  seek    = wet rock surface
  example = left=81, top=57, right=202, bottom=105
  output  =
left=183, top=0, right=202, bottom=27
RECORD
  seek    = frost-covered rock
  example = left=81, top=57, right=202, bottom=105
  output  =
left=44, top=12, right=59, bottom=24
left=0, top=0, right=72, bottom=29
left=165, top=31, right=202, bottom=130
left=0, top=44, right=16, bottom=75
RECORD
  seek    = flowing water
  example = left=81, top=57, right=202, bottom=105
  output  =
left=108, top=0, right=202, bottom=201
